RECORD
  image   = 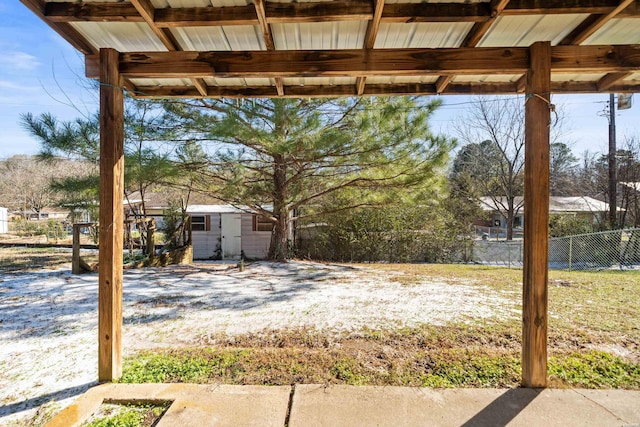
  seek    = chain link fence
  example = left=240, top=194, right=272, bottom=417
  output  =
left=472, top=228, right=640, bottom=270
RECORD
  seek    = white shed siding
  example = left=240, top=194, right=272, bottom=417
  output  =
left=189, top=209, right=271, bottom=260
left=192, top=213, right=222, bottom=260
left=241, top=214, right=271, bottom=259
left=0, top=208, right=7, bottom=234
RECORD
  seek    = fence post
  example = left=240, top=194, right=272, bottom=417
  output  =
left=72, top=223, right=81, bottom=274
left=568, top=236, right=573, bottom=272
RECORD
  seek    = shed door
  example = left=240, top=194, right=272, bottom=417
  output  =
left=221, top=213, right=242, bottom=259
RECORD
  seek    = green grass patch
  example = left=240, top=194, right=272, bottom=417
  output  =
left=82, top=402, right=170, bottom=427
left=120, top=327, right=640, bottom=389
left=549, top=351, right=640, bottom=388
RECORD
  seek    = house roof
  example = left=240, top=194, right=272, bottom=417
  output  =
left=187, top=204, right=271, bottom=214
left=124, top=190, right=223, bottom=209
left=479, top=196, right=614, bottom=213
left=21, top=0, right=640, bottom=98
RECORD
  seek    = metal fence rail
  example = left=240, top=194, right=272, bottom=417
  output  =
left=472, top=228, right=640, bottom=270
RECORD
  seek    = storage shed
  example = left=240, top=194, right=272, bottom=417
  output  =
left=187, top=205, right=272, bottom=260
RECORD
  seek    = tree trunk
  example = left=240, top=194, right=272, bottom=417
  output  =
left=268, top=212, right=290, bottom=261
left=268, top=154, right=289, bottom=261
left=506, top=198, right=514, bottom=241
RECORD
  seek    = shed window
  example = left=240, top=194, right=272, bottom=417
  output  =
left=191, top=215, right=209, bottom=231
left=253, top=215, right=273, bottom=232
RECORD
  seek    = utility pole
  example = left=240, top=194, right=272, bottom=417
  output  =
left=608, top=93, right=617, bottom=228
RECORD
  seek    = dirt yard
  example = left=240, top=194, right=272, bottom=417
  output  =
left=0, top=259, right=515, bottom=425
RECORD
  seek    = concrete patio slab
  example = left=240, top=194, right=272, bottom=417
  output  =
left=43, top=383, right=640, bottom=427
left=288, top=385, right=640, bottom=427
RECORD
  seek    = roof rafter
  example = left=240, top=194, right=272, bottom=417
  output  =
left=434, top=0, right=511, bottom=93
left=253, top=0, right=284, bottom=96
left=560, top=0, right=636, bottom=45
left=559, top=0, right=636, bottom=94
left=128, top=0, right=207, bottom=96
left=356, top=0, right=385, bottom=96
left=85, top=45, right=640, bottom=79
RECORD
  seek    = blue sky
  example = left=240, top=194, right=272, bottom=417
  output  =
left=1, top=2, right=637, bottom=160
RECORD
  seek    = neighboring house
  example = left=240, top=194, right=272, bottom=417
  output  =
left=186, top=205, right=273, bottom=260
left=478, top=196, right=612, bottom=229
left=20, top=208, right=70, bottom=221
left=124, top=194, right=167, bottom=228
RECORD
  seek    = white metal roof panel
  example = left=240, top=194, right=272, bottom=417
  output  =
left=583, top=19, right=640, bottom=45
left=172, top=26, right=264, bottom=51
left=129, top=78, right=194, bottom=87
left=71, top=22, right=168, bottom=51
left=375, top=22, right=472, bottom=48
left=272, top=21, right=367, bottom=50
left=550, top=73, right=605, bottom=82
left=478, top=14, right=588, bottom=47
left=45, top=0, right=121, bottom=2
left=151, top=0, right=251, bottom=7
left=283, top=77, right=356, bottom=86
left=365, top=76, right=438, bottom=84
left=452, top=74, right=522, bottom=83
left=203, top=77, right=273, bottom=86
left=385, top=0, right=485, bottom=2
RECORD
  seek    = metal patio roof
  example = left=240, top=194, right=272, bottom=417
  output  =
left=22, top=0, right=640, bottom=97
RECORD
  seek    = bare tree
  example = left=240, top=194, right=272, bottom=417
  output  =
left=616, top=135, right=640, bottom=227
left=452, top=97, right=526, bottom=240
left=452, top=96, right=566, bottom=240
left=0, top=155, right=86, bottom=219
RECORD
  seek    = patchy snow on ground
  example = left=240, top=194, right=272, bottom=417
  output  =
left=0, top=260, right=514, bottom=425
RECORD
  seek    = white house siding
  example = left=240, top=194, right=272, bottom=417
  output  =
left=241, top=214, right=271, bottom=259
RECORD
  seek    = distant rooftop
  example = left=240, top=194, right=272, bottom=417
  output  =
left=479, top=196, right=613, bottom=213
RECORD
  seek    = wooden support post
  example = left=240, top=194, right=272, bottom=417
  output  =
left=72, top=223, right=81, bottom=274
left=98, top=48, right=124, bottom=382
left=146, top=218, right=156, bottom=259
left=522, top=41, right=551, bottom=388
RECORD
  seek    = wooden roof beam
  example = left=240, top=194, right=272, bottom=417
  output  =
left=44, top=0, right=640, bottom=26
left=129, top=79, right=640, bottom=99
left=502, top=0, right=631, bottom=15
left=560, top=0, right=636, bottom=45
left=85, top=45, right=640, bottom=79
